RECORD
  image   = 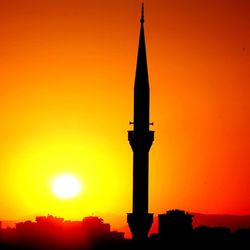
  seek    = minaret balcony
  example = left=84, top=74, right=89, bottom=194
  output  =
left=128, top=130, right=154, bottom=151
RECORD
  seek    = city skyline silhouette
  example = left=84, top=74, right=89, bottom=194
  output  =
left=1, top=211, right=250, bottom=249
left=0, top=1, right=250, bottom=248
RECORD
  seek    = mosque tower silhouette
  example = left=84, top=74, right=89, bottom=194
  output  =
left=127, top=4, right=154, bottom=240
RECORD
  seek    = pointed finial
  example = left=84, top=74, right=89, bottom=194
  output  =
left=140, top=3, right=144, bottom=24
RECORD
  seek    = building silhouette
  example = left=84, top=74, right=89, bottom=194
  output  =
left=127, top=4, right=154, bottom=240
left=158, top=209, right=194, bottom=242
left=0, top=215, right=124, bottom=249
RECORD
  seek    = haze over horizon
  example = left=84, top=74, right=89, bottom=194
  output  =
left=0, top=0, right=249, bottom=228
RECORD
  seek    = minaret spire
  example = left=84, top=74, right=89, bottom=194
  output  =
left=140, top=3, right=144, bottom=24
left=127, top=3, right=154, bottom=240
left=134, top=2, right=149, bottom=133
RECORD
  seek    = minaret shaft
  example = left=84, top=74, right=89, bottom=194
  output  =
left=132, top=150, right=149, bottom=214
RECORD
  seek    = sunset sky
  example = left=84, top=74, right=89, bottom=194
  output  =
left=0, top=0, right=249, bottom=229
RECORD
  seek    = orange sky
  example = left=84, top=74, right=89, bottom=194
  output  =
left=0, top=0, right=249, bottom=228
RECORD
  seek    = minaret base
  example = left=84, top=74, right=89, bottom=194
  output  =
left=127, top=213, right=153, bottom=240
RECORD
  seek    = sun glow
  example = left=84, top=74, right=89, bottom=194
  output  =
left=52, top=174, right=82, bottom=199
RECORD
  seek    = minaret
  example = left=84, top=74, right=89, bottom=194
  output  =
left=127, top=4, right=154, bottom=240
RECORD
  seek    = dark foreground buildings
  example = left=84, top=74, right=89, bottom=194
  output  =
left=0, top=215, right=124, bottom=249
left=1, top=212, right=250, bottom=250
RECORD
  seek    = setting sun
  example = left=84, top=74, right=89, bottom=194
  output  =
left=52, top=174, right=82, bottom=199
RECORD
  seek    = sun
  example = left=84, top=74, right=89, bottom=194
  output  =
left=52, top=174, right=82, bottom=199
